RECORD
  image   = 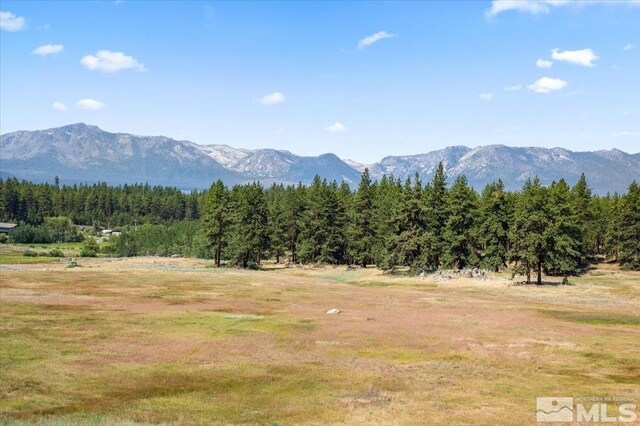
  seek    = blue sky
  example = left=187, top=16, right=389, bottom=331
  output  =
left=1, top=0, right=639, bottom=163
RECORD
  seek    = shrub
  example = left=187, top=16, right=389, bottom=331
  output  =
left=80, top=237, right=99, bottom=257
left=48, top=249, right=65, bottom=257
left=80, top=248, right=97, bottom=257
left=246, top=261, right=261, bottom=270
left=22, top=250, right=38, bottom=257
left=0, top=233, right=8, bottom=244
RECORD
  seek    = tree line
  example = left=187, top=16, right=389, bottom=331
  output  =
left=1, top=166, right=639, bottom=279
left=0, top=178, right=200, bottom=226
left=200, top=166, right=639, bottom=280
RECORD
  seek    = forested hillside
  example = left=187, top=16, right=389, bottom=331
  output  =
left=1, top=164, right=639, bottom=279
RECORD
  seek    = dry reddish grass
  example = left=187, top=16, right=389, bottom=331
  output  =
left=1, top=258, right=639, bottom=424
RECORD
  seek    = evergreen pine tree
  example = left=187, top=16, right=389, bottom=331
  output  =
left=509, top=178, right=550, bottom=284
left=201, top=180, right=229, bottom=267
left=571, top=173, right=592, bottom=264
left=391, top=174, right=426, bottom=270
left=424, top=162, right=448, bottom=268
left=477, top=180, right=510, bottom=271
left=603, top=193, right=622, bottom=261
left=545, top=179, right=581, bottom=275
left=619, top=181, right=640, bottom=270
left=350, top=169, right=375, bottom=267
left=442, top=175, right=479, bottom=269
left=228, top=182, right=269, bottom=268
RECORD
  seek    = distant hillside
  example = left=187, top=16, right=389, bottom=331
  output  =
left=367, top=145, right=640, bottom=194
left=1, top=123, right=638, bottom=193
left=0, top=124, right=360, bottom=189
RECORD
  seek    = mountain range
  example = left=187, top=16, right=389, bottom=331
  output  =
left=1, top=123, right=638, bottom=194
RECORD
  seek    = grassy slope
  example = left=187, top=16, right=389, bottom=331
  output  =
left=0, top=258, right=638, bottom=425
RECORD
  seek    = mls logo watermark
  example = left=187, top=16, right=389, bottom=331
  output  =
left=537, top=397, right=574, bottom=422
left=537, top=396, right=638, bottom=423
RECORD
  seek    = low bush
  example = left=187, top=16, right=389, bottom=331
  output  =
left=80, top=248, right=97, bottom=257
left=48, top=249, right=65, bottom=257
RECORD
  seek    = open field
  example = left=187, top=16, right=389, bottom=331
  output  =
left=1, top=254, right=639, bottom=425
left=0, top=244, right=83, bottom=265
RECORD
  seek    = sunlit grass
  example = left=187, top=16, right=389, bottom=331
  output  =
left=1, top=260, right=638, bottom=424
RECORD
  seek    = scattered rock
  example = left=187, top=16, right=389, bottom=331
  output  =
left=326, top=308, right=341, bottom=315
left=431, top=268, right=489, bottom=281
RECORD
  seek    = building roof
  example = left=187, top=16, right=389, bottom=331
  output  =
left=0, top=222, right=18, bottom=229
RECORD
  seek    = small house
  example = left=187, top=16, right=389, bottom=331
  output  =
left=0, top=222, right=17, bottom=234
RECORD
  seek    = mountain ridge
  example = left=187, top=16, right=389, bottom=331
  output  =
left=1, top=123, right=638, bottom=194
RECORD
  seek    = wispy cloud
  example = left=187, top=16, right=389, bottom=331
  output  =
left=326, top=122, right=347, bottom=133
left=611, top=131, right=640, bottom=137
left=479, top=93, right=494, bottom=101
left=528, top=77, right=568, bottom=94
left=623, top=43, right=636, bottom=51
left=551, top=48, right=598, bottom=67
left=0, top=10, right=26, bottom=31
left=75, top=98, right=105, bottom=110
left=51, top=102, right=67, bottom=112
left=536, top=59, right=553, bottom=68
left=357, top=31, right=395, bottom=50
left=32, top=44, right=64, bottom=56
left=504, top=84, right=522, bottom=92
left=258, top=92, right=285, bottom=105
left=81, top=50, right=147, bottom=73
left=486, top=0, right=640, bottom=17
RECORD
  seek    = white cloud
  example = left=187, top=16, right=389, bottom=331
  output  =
left=81, top=50, right=146, bottom=73
left=1, top=11, right=26, bottom=31
left=479, top=93, right=494, bottom=101
left=326, top=122, right=347, bottom=133
left=32, top=44, right=64, bottom=56
left=536, top=59, right=553, bottom=68
left=623, top=43, right=636, bottom=51
left=611, top=131, right=640, bottom=137
left=527, top=77, right=568, bottom=93
left=51, top=102, right=68, bottom=112
left=504, top=84, right=522, bottom=91
left=551, top=48, right=598, bottom=67
left=75, top=98, right=105, bottom=110
left=357, top=31, right=395, bottom=50
left=258, top=92, right=285, bottom=105
left=486, top=0, right=640, bottom=17
left=486, top=0, right=555, bottom=16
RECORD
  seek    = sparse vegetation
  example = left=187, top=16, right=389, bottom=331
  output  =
left=47, top=248, right=65, bottom=257
left=0, top=258, right=638, bottom=424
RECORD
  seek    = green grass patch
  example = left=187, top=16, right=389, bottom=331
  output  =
left=0, top=255, right=59, bottom=264
left=539, top=310, right=640, bottom=326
